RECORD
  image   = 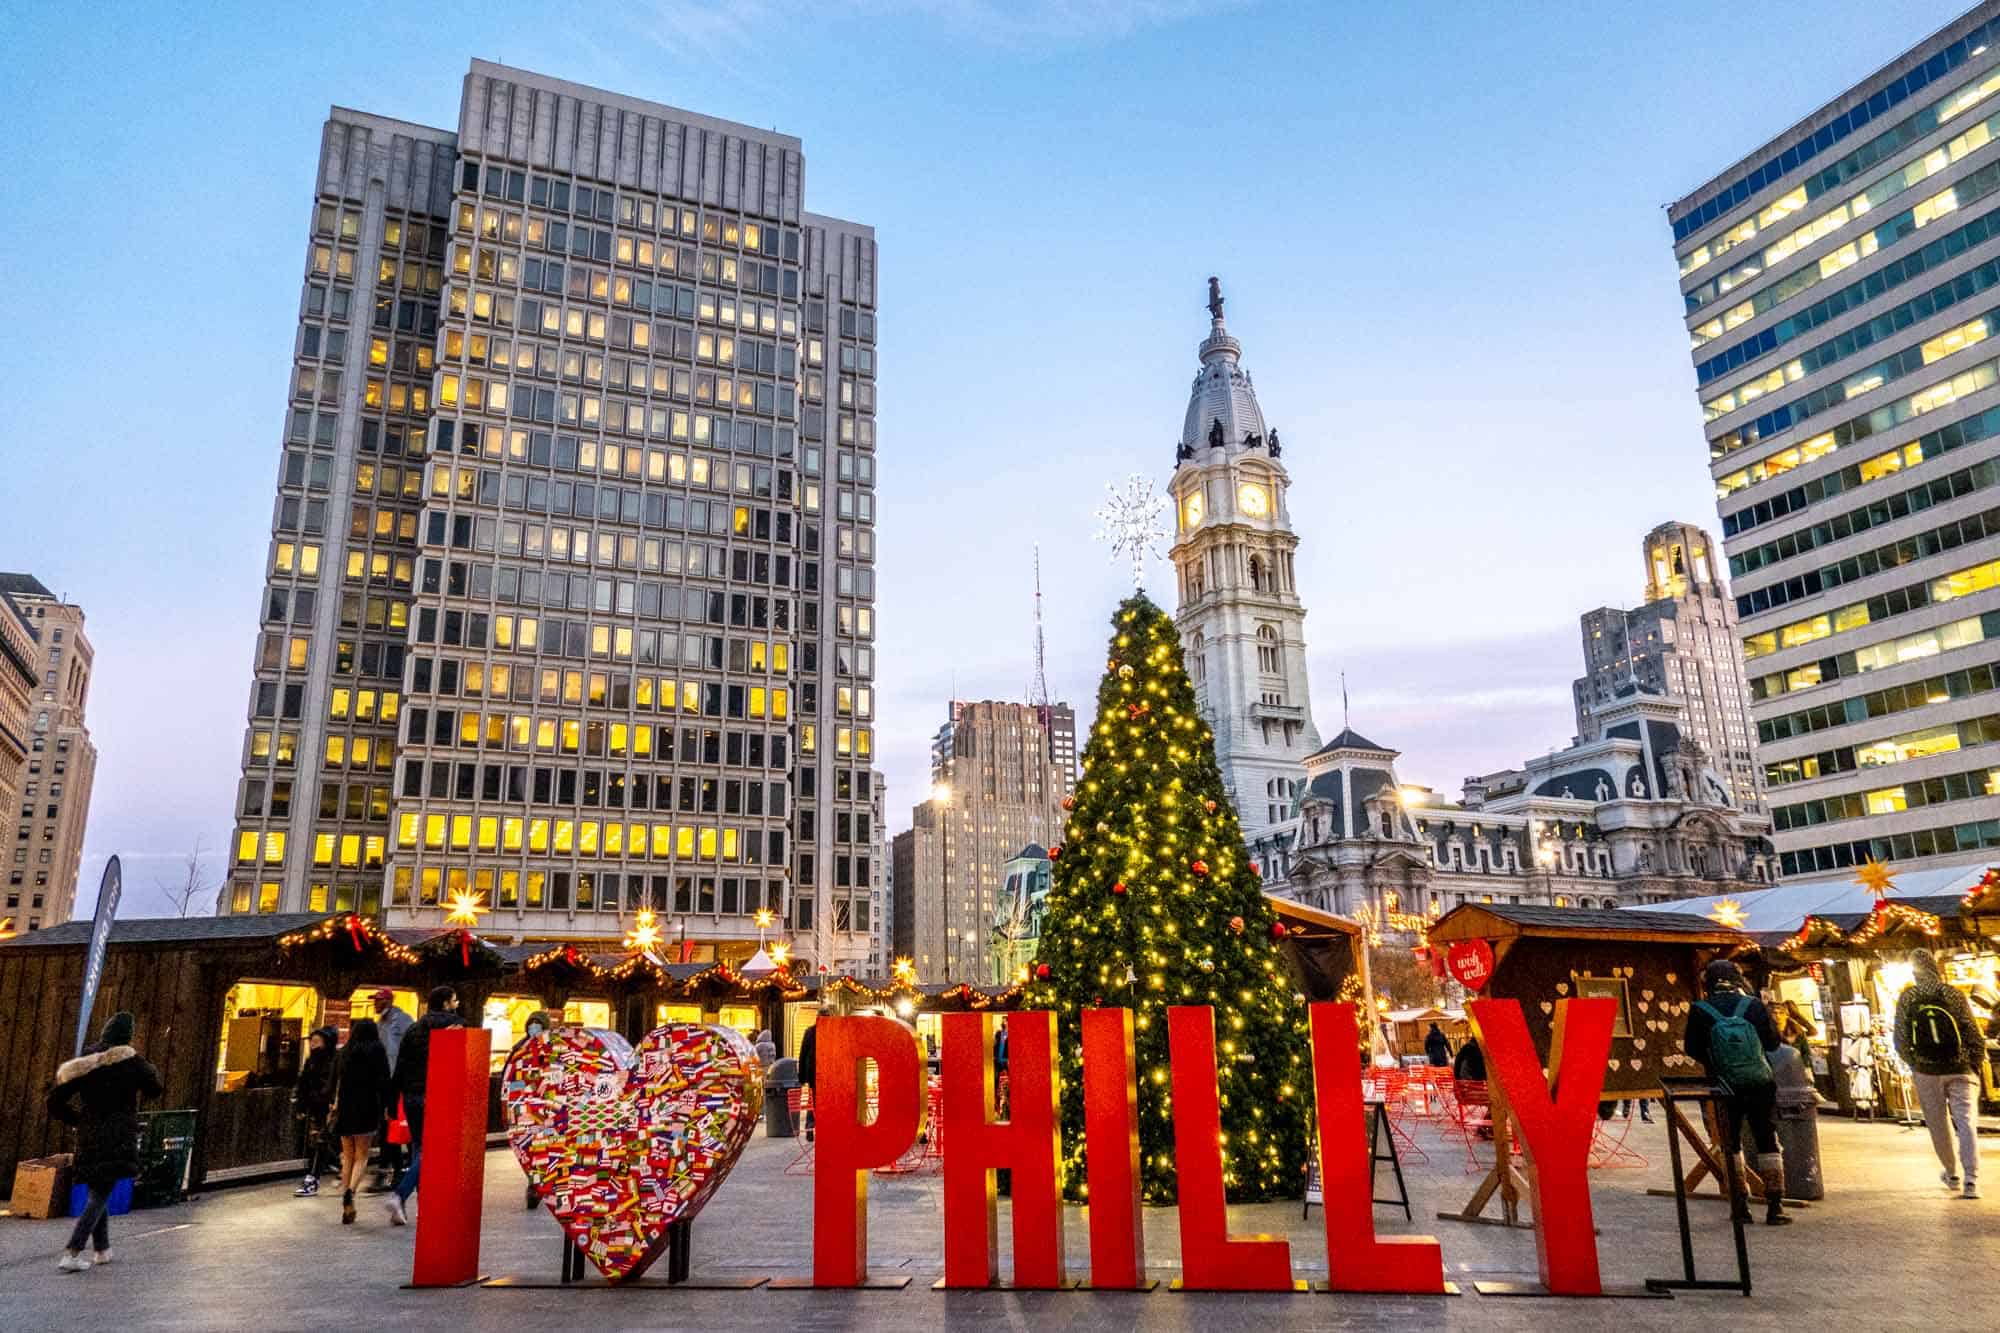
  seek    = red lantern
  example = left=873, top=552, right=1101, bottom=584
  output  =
left=1035, top=962, right=1051, bottom=980
left=1191, top=859, right=1209, bottom=876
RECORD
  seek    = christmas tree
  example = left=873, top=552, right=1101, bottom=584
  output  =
left=1025, top=591, right=1312, bottom=1203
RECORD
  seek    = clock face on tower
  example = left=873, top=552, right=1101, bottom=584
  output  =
left=1183, top=492, right=1205, bottom=529
left=1237, top=482, right=1270, bottom=517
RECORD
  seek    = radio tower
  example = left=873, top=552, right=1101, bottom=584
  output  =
left=1029, top=544, right=1051, bottom=712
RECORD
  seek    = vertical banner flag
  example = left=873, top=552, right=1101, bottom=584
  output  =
left=73, top=855, right=123, bottom=1058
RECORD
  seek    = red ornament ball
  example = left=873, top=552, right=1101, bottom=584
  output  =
left=1269, top=922, right=1288, bottom=940
left=1061, top=796, right=1075, bottom=810
left=1191, top=859, right=1209, bottom=876
left=1112, top=881, right=1128, bottom=896
left=1203, top=798, right=1217, bottom=813
left=1249, top=862, right=1262, bottom=878
left=1228, top=915, right=1244, bottom=934
left=1035, top=962, right=1052, bottom=980
left=1048, top=844, right=1062, bottom=859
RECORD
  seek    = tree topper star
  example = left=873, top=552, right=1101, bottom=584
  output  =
left=1093, top=473, right=1171, bottom=589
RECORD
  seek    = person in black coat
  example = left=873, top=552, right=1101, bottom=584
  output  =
left=47, top=1011, right=163, bottom=1272
left=1424, top=1023, right=1451, bottom=1067
left=386, top=986, right=463, bottom=1225
left=331, top=1018, right=394, bottom=1224
left=1686, top=958, right=1790, bottom=1226
left=292, top=1026, right=338, bottom=1198
left=797, top=1022, right=818, bottom=1141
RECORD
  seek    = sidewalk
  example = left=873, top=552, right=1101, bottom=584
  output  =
left=2, top=1113, right=1994, bottom=1330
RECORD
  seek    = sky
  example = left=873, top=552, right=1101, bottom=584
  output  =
left=0, top=0, right=1976, bottom=917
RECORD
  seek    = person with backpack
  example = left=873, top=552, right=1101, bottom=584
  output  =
left=1685, top=959, right=1790, bottom=1226
left=1893, top=948, right=1984, bottom=1199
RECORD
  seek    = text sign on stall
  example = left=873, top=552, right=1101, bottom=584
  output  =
left=1444, top=938, right=1495, bottom=991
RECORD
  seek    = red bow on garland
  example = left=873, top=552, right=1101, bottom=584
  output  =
left=345, top=916, right=368, bottom=953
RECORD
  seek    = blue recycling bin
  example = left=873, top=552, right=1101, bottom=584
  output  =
left=69, top=1178, right=134, bottom=1218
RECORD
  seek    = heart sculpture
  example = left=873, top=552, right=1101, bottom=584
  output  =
left=502, top=1024, right=764, bottom=1282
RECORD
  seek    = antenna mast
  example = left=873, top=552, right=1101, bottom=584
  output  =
left=1029, top=544, right=1052, bottom=711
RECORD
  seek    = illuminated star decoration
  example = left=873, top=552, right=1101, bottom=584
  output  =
left=767, top=941, right=791, bottom=969
left=1706, top=897, right=1747, bottom=929
left=0, top=916, right=14, bottom=941
left=1093, top=473, right=1171, bottom=589
left=1854, top=857, right=1896, bottom=898
left=893, top=955, right=918, bottom=986
left=624, top=908, right=663, bottom=953
left=443, top=889, right=487, bottom=928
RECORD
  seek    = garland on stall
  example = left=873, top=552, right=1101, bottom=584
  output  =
left=277, top=913, right=420, bottom=966
left=1963, top=866, right=2000, bottom=914
left=413, top=926, right=507, bottom=973
left=1847, top=899, right=1943, bottom=947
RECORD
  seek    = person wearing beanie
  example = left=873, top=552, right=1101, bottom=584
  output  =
left=1685, top=959, right=1791, bottom=1226
left=1894, top=948, right=1986, bottom=1199
left=291, top=1027, right=339, bottom=1198
left=46, top=1012, right=163, bottom=1271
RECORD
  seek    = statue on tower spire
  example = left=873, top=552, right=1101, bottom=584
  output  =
left=1207, top=275, right=1224, bottom=323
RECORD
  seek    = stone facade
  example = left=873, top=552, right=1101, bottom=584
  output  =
left=1574, top=521, right=1764, bottom=811
left=1167, top=280, right=1320, bottom=839
left=0, top=576, right=96, bottom=931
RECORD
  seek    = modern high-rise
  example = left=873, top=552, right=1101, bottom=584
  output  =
left=0, top=575, right=97, bottom=928
left=225, top=62, right=879, bottom=970
left=1572, top=523, right=1765, bottom=810
left=906, top=699, right=1068, bottom=981
left=1168, top=279, right=1321, bottom=839
left=1670, top=5, right=2000, bottom=878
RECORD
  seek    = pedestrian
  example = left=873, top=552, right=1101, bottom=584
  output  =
left=368, top=988, right=414, bottom=1193
left=385, top=985, right=463, bottom=1226
left=753, top=1028, right=779, bottom=1068
left=291, top=1026, right=338, bottom=1197
left=797, top=1021, right=818, bottom=1142
left=46, top=1011, right=163, bottom=1272
left=1451, top=1036, right=1485, bottom=1082
left=1423, top=1022, right=1451, bottom=1067
left=1686, top=959, right=1790, bottom=1226
left=1893, top=948, right=1985, bottom=1199
left=329, top=1018, right=393, bottom=1224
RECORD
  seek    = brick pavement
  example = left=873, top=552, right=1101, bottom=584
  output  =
left=2, top=1112, right=1994, bottom=1330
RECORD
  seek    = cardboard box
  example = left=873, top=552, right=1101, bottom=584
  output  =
left=11, top=1155, right=72, bottom=1219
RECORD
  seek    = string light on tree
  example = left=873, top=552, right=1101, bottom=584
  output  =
left=1026, top=590, right=1311, bottom=1203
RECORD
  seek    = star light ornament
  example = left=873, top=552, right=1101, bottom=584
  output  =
left=1094, top=473, right=1172, bottom=589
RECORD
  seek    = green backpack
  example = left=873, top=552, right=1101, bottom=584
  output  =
left=1695, top=993, right=1772, bottom=1090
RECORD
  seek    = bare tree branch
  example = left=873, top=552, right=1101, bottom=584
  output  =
left=155, top=836, right=212, bottom=918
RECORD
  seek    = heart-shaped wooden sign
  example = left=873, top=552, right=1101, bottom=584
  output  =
left=503, top=1024, right=764, bottom=1282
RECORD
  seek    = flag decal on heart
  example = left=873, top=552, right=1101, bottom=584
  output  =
left=502, top=1023, right=765, bottom=1282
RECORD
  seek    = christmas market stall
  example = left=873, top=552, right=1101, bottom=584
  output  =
left=1647, top=862, right=2000, bottom=1120
left=1267, top=894, right=1368, bottom=1006
left=1424, top=903, right=1751, bottom=1225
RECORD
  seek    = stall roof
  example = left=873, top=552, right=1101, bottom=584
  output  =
left=1429, top=902, right=1745, bottom=946
left=0, top=912, right=329, bottom=949
left=1630, top=863, right=1992, bottom=938
left=1267, top=894, right=1363, bottom=936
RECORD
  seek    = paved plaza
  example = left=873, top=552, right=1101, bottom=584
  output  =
left=3, top=1112, right=1995, bottom=1330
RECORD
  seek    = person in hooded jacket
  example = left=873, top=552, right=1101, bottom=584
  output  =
left=330, top=1018, right=394, bottom=1224
left=46, top=1011, right=163, bottom=1272
left=367, top=988, right=415, bottom=1193
left=1894, top=948, right=1986, bottom=1199
left=291, top=1027, right=338, bottom=1198
left=1424, top=1022, right=1451, bottom=1067
left=385, top=986, right=464, bottom=1226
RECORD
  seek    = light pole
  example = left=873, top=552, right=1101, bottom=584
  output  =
left=931, top=780, right=953, bottom=984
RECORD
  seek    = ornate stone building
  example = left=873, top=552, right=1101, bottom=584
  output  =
left=1168, top=279, right=1320, bottom=839
left=1252, top=684, right=1778, bottom=936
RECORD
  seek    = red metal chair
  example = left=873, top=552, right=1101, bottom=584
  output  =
left=784, top=1086, right=816, bottom=1175
left=1364, top=1070, right=1429, bottom=1166
left=1589, top=1109, right=1649, bottom=1170
left=1444, top=1079, right=1495, bottom=1174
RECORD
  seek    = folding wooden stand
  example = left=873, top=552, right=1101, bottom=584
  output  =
left=1436, top=1081, right=1531, bottom=1230
left=1645, top=1079, right=1750, bottom=1297
left=1644, top=1096, right=1766, bottom=1203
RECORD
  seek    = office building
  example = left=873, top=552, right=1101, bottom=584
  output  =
left=0, top=594, right=36, bottom=929
left=1669, top=4, right=2000, bottom=876
left=1168, top=279, right=1321, bottom=839
left=1572, top=522, right=1765, bottom=810
left=890, top=825, right=914, bottom=963
left=905, top=699, right=1067, bottom=981
left=0, top=576, right=97, bottom=929
left=224, top=62, right=878, bottom=970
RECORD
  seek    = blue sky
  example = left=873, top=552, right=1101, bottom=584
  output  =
left=0, top=0, right=1973, bottom=916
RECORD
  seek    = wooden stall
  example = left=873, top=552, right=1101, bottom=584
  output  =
left=1426, top=903, right=1747, bottom=1099
left=1268, top=895, right=1367, bottom=1006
